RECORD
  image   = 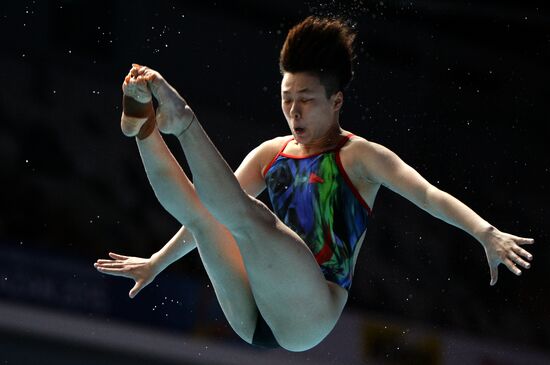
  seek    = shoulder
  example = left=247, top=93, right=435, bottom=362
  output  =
left=235, top=136, right=293, bottom=195
left=244, top=135, right=292, bottom=175
left=341, top=134, right=397, bottom=183
left=258, top=135, right=293, bottom=152
left=342, top=134, right=389, bottom=163
left=253, top=135, right=292, bottom=160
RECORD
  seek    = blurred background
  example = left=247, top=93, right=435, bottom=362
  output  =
left=0, top=0, right=548, bottom=364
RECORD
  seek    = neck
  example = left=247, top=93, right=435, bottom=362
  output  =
left=296, top=122, right=344, bottom=154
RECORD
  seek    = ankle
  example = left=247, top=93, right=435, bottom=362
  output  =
left=176, top=112, right=196, bottom=139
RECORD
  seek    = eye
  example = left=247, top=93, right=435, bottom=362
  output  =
left=301, top=98, right=313, bottom=103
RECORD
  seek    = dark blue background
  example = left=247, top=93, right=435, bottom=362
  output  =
left=0, top=0, right=548, bottom=355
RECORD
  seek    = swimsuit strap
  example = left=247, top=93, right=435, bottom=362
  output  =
left=279, top=136, right=295, bottom=154
left=262, top=137, right=295, bottom=177
left=263, top=134, right=354, bottom=177
left=335, top=133, right=355, bottom=151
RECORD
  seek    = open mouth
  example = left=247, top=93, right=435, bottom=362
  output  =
left=294, top=127, right=305, bottom=135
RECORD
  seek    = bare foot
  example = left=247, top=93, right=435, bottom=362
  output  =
left=120, top=64, right=154, bottom=137
left=133, top=65, right=194, bottom=136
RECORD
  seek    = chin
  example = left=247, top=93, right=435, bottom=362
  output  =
left=293, top=133, right=306, bottom=143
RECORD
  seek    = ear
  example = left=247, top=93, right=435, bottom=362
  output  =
left=332, top=91, right=344, bottom=112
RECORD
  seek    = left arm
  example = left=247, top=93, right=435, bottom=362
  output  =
left=354, top=139, right=534, bottom=285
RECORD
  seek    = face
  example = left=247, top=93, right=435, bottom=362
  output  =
left=281, top=72, right=343, bottom=144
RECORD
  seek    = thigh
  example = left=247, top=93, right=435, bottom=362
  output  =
left=229, top=197, right=349, bottom=350
left=190, top=218, right=258, bottom=343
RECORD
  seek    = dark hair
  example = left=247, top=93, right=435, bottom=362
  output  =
left=279, top=16, right=356, bottom=98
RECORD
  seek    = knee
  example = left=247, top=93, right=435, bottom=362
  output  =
left=183, top=207, right=218, bottom=233
left=223, top=195, right=277, bottom=233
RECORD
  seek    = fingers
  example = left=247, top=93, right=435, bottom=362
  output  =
left=95, top=261, right=144, bottom=270
left=485, top=232, right=536, bottom=286
left=490, top=265, right=498, bottom=286
left=129, top=281, right=143, bottom=299
left=501, top=246, right=532, bottom=278
left=509, top=250, right=531, bottom=269
left=95, top=253, right=130, bottom=274
left=95, top=265, right=124, bottom=272
left=504, top=257, right=523, bottom=276
left=489, top=248, right=532, bottom=286
left=513, top=236, right=535, bottom=245
left=95, top=259, right=117, bottom=265
left=109, top=252, right=129, bottom=260
left=95, top=261, right=126, bottom=269
left=94, top=264, right=128, bottom=277
left=513, top=245, right=533, bottom=261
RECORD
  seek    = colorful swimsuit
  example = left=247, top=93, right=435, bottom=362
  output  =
left=263, top=134, right=372, bottom=291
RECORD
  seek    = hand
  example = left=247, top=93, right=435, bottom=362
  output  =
left=480, top=227, right=534, bottom=285
left=95, top=252, right=160, bottom=298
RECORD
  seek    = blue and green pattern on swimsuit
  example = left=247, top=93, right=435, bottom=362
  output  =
left=264, top=135, right=371, bottom=290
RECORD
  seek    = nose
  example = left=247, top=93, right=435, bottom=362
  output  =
left=290, top=101, right=301, bottom=120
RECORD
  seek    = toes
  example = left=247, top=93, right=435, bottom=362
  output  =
left=123, top=79, right=152, bottom=102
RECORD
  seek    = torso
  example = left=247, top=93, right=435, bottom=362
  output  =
left=260, top=131, right=381, bottom=214
left=261, top=131, right=378, bottom=290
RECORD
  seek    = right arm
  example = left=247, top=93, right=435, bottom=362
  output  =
left=149, top=225, right=196, bottom=273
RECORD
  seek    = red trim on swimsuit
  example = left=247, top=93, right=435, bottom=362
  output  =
left=263, top=133, right=373, bottom=215
left=262, top=137, right=294, bottom=178
left=279, top=135, right=351, bottom=159
left=335, top=136, right=373, bottom=215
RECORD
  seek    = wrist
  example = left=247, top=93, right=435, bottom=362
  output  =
left=149, top=252, right=168, bottom=275
left=473, top=223, right=498, bottom=244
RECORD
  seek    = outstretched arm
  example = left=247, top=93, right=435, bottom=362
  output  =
left=354, top=139, right=534, bottom=285
left=150, top=225, right=196, bottom=272
left=95, top=226, right=196, bottom=298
